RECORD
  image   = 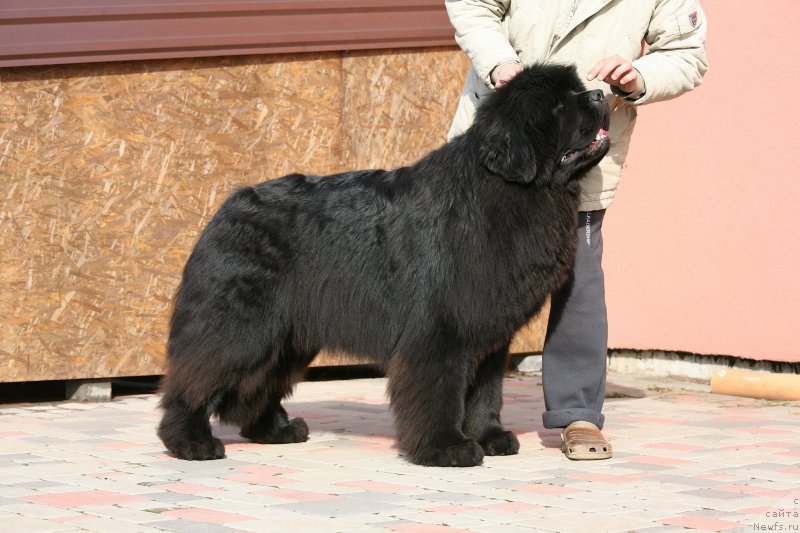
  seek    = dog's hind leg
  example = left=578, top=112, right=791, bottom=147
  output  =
left=158, top=382, right=226, bottom=460
left=239, top=347, right=316, bottom=444
left=240, top=394, right=309, bottom=444
left=387, top=349, right=485, bottom=467
left=158, top=325, right=278, bottom=460
left=463, top=346, right=519, bottom=456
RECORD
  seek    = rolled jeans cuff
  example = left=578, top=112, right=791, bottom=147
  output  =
left=542, top=408, right=605, bottom=430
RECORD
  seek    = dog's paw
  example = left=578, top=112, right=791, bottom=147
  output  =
left=283, top=417, right=310, bottom=443
left=415, top=439, right=484, bottom=467
left=242, top=417, right=309, bottom=444
left=480, top=430, right=520, bottom=456
left=167, top=436, right=226, bottom=461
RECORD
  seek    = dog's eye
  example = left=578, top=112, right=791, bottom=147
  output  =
left=552, top=99, right=563, bottom=115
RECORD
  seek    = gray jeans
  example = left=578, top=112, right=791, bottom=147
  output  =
left=541, top=210, right=608, bottom=430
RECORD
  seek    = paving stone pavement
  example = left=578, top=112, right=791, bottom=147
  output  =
left=1, top=371, right=798, bottom=532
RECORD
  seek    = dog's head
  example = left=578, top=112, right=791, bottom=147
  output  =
left=473, top=64, right=611, bottom=187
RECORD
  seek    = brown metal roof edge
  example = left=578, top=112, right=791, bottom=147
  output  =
left=0, top=0, right=456, bottom=68
left=1, top=0, right=444, bottom=19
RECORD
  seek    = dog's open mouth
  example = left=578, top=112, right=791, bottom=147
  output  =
left=559, top=128, right=610, bottom=165
left=588, top=128, right=609, bottom=152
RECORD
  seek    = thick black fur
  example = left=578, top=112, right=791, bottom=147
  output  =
left=158, top=64, right=611, bottom=467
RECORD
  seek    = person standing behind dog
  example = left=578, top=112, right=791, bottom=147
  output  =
left=446, top=0, right=708, bottom=459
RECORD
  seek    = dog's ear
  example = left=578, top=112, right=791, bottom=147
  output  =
left=478, top=117, right=537, bottom=184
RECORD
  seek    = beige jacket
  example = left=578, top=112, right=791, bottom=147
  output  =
left=447, top=0, right=708, bottom=211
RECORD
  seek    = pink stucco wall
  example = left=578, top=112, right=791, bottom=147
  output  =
left=604, top=0, right=800, bottom=362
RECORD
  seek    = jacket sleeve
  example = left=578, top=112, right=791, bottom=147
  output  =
left=627, top=0, right=709, bottom=105
left=445, top=0, right=519, bottom=88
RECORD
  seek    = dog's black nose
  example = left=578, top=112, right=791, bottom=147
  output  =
left=589, top=89, right=605, bottom=102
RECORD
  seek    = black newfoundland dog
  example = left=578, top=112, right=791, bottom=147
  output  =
left=158, top=64, right=610, bottom=467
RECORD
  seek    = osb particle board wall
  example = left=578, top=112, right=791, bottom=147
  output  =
left=0, top=48, right=547, bottom=383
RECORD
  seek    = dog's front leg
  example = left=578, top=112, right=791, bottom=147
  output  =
left=387, top=350, right=484, bottom=467
left=463, top=346, right=520, bottom=456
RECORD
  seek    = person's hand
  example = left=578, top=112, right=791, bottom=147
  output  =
left=587, top=56, right=642, bottom=95
left=494, top=62, right=523, bottom=89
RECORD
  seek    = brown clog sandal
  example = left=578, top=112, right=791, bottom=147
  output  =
left=561, top=421, right=612, bottom=460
